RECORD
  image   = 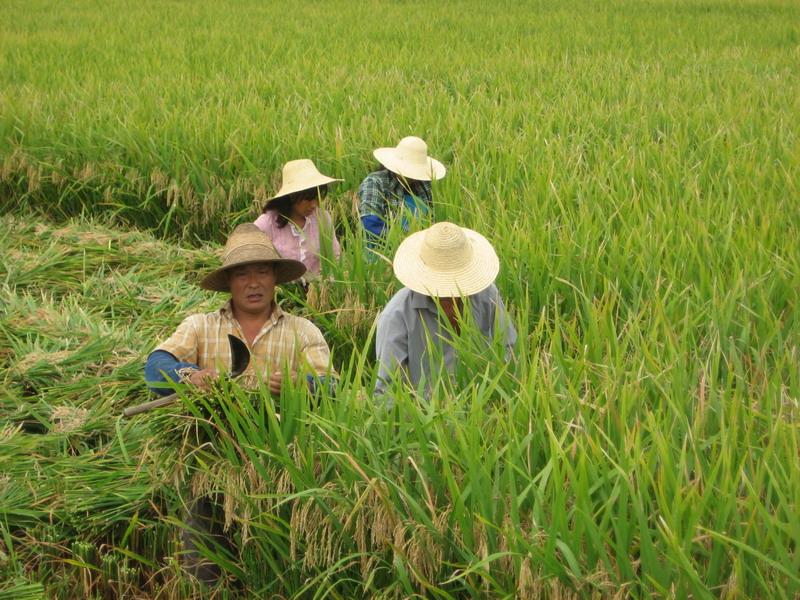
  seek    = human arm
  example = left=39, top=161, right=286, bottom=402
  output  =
left=253, top=212, right=274, bottom=236
left=319, top=209, right=341, bottom=260
left=358, top=175, right=388, bottom=239
left=145, top=315, right=221, bottom=394
left=267, top=318, right=337, bottom=397
left=299, top=321, right=338, bottom=396
left=374, top=305, right=409, bottom=397
left=144, top=350, right=201, bottom=396
left=490, top=287, right=517, bottom=357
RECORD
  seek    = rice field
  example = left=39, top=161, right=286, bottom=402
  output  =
left=1, top=0, right=799, bottom=597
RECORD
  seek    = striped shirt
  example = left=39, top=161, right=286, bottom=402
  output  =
left=156, top=300, right=333, bottom=388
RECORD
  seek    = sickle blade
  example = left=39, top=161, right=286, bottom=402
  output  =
left=227, top=334, right=250, bottom=378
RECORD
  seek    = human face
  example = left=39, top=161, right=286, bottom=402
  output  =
left=227, top=262, right=276, bottom=317
left=292, top=196, right=319, bottom=220
left=291, top=187, right=326, bottom=220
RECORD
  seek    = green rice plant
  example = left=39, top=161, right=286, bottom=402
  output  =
left=1, top=0, right=799, bottom=595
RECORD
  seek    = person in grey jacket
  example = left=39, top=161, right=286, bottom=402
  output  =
left=375, top=221, right=516, bottom=397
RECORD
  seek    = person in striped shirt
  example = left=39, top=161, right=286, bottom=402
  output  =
left=143, top=223, right=336, bottom=584
left=145, top=223, right=335, bottom=397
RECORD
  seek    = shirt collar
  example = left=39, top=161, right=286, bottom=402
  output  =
left=219, top=299, right=284, bottom=324
left=409, top=290, right=438, bottom=314
left=409, top=289, right=479, bottom=317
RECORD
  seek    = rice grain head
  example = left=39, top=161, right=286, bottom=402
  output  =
left=51, top=406, right=90, bottom=433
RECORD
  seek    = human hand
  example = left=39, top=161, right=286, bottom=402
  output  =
left=187, top=368, right=219, bottom=390
left=268, top=370, right=297, bottom=395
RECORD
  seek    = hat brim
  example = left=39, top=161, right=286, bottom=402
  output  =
left=200, top=258, right=307, bottom=292
left=393, top=228, right=498, bottom=297
left=268, top=175, right=343, bottom=203
left=373, top=148, right=446, bottom=182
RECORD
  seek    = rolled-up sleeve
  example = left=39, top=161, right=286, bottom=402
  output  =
left=298, top=320, right=335, bottom=378
left=155, top=315, right=202, bottom=366
left=144, top=350, right=200, bottom=396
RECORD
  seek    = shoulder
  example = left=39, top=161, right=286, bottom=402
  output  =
left=281, top=313, right=327, bottom=343
left=378, top=288, right=415, bottom=324
left=477, top=283, right=500, bottom=299
left=177, top=312, right=207, bottom=329
left=473, top=284, right=503, bottom=306
left=386, top=287, right=415, bottom=309
left=254, top=211, right=277, bottom=232
left=363, top=168, right=389, bottom=181
left=359, top=169, right=390, bottom=189
left=180, top=308, right=225, bottom=331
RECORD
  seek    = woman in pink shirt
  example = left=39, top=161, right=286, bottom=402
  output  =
left=254, top=159, right=342, bottom=279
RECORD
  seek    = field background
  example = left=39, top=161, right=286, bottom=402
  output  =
left=1, top=0, right=799, bottom=598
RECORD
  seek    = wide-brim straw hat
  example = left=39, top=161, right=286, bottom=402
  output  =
left=393, top=222, right=498, bottom=297
left=200, top=224, right=306, bottom=291
left=267, top=159, right=342, bottom=207
left=373, top=136, right=446, bottom=182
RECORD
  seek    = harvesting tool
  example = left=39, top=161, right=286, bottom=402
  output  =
left=123, top=334, right=250, bottom=417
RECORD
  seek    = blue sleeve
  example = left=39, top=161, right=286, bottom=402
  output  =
left=360, top=214, right=386, bottom=238
left=144, top=350, right=200, bottom=396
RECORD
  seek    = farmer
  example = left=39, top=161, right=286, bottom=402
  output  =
left=144, top=223, right=335, bottom=584
left=254, top=159, right=342, bottom=282
left=358, top=136, right=446, bottom=251
left=375, top=221, right=517, bottom=397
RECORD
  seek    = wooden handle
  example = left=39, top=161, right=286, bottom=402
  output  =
left=123, top=393, right=178, bottom=417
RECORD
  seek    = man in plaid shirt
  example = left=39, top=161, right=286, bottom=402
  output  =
left=143, top=223, right=335, bottom=585
left=145, top=224, right=334, bottom=396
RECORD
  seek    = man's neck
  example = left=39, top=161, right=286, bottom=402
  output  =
left=232, top=302, right=275, bottom=345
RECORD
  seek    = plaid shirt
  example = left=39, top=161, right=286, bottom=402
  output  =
left=358, top=169, right=433, bottom=223
left=155, top=300, right=333, bottom=388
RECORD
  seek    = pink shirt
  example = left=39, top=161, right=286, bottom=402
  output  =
left=253, top=209, right=341, bottom=277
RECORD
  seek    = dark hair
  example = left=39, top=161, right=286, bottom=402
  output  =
left=262, top=185, right=328, bottom=228
left=379, top=165, right=424, bottom=195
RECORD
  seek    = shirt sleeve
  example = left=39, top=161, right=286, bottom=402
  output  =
left=297, top=319, right=336, bottom=378
left=374, top=305, right=409, bottom=396
left=254, top=212, right=275, bottom=237
left=358, top=174, right=387, bottom=219
left=492, top=290, right=518, bottom=356
left=332, top=228, right=341, bottom=259
left=155, top=315, right=202, bottom=366
left=360, top=215, right=386, bottom=238
left=144, top=350, right=200, bottom=396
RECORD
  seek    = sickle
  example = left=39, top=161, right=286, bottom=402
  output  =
left=123, top=334, right=251, bottom=417
left=227, top=334, right=250, bottom=378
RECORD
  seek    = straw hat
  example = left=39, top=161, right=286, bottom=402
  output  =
left=393, top=222, right=499, bottom=297
left=267, top=159, right=342, bottom=206
left=373, top=136, right=446, bottom=182
left=200, top=224, right=306, bottom=291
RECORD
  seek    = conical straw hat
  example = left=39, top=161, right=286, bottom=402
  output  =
left=393, top=222, right=498, bottom=297
left=200, top=224, right=306, bottom=291
left=268, top=159, right=342, bottom=203
left=373, top=136, right=446, bottom=182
